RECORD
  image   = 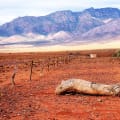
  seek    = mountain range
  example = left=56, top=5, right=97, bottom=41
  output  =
left=0, top=7, right=120, bottom=48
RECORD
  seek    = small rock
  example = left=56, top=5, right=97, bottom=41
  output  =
left=97, top=99, right=102, bottom=102
left=17, top=113, right=21, bottom=116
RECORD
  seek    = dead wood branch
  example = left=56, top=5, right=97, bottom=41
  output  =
left=55, top=79, right=120, bottom=96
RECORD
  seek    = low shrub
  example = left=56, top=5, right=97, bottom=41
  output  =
left=113, top=50, right=120, bottom=57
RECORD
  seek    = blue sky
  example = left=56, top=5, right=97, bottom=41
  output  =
left=0, top=0, right=120, bottom=24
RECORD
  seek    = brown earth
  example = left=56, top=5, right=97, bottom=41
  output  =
left=0, top=49, right=120, bottom=120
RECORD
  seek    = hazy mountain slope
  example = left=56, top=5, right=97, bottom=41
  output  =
left=74, top=12, right=104, bottom=35
left=0, top=7, right=120, bottom=46
left=0, top=31, right=71, bottom=46
left=1, top=7, right=120, bottom=37
left=84, top=7, right=120, bottom=19
left=82, top=19, right=120, bottom=39
left=0, top=11, right=79, bottom=36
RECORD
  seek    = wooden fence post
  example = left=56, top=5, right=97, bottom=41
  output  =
left=47, top=58, right=51, bottom=71
left=30, top=60, right=33, bottom=81
left=47, top=63, right=50, bottom=71
left=11, top=65, right=17, bottom=86
left=56, top=57, right=59, bottom=66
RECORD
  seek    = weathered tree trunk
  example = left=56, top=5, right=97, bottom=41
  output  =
left=55, top=79, right=120, bottom=96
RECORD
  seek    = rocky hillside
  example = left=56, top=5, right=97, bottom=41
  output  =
left=0, top=7, right=120, bottom=43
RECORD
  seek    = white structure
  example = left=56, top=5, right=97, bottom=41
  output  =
left=89, top=54, right=97, bottom=58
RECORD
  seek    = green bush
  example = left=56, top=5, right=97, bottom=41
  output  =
left=113, top=50, right=120, bottom=57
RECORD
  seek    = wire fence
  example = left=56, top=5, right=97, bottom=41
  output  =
left=0, top=53, right=79, bottom=86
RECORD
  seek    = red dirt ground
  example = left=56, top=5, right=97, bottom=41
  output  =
left=0, top=50, right=120, bottom=120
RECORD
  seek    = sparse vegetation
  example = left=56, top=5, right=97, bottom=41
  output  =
left=113, top=50, right=120, bottom=57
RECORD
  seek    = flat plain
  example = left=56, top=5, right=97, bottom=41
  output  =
left=0, top=49, right=120, bottom=120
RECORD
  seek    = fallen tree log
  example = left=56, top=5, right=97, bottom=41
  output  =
left=55, top=79, right=120, bottom=96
